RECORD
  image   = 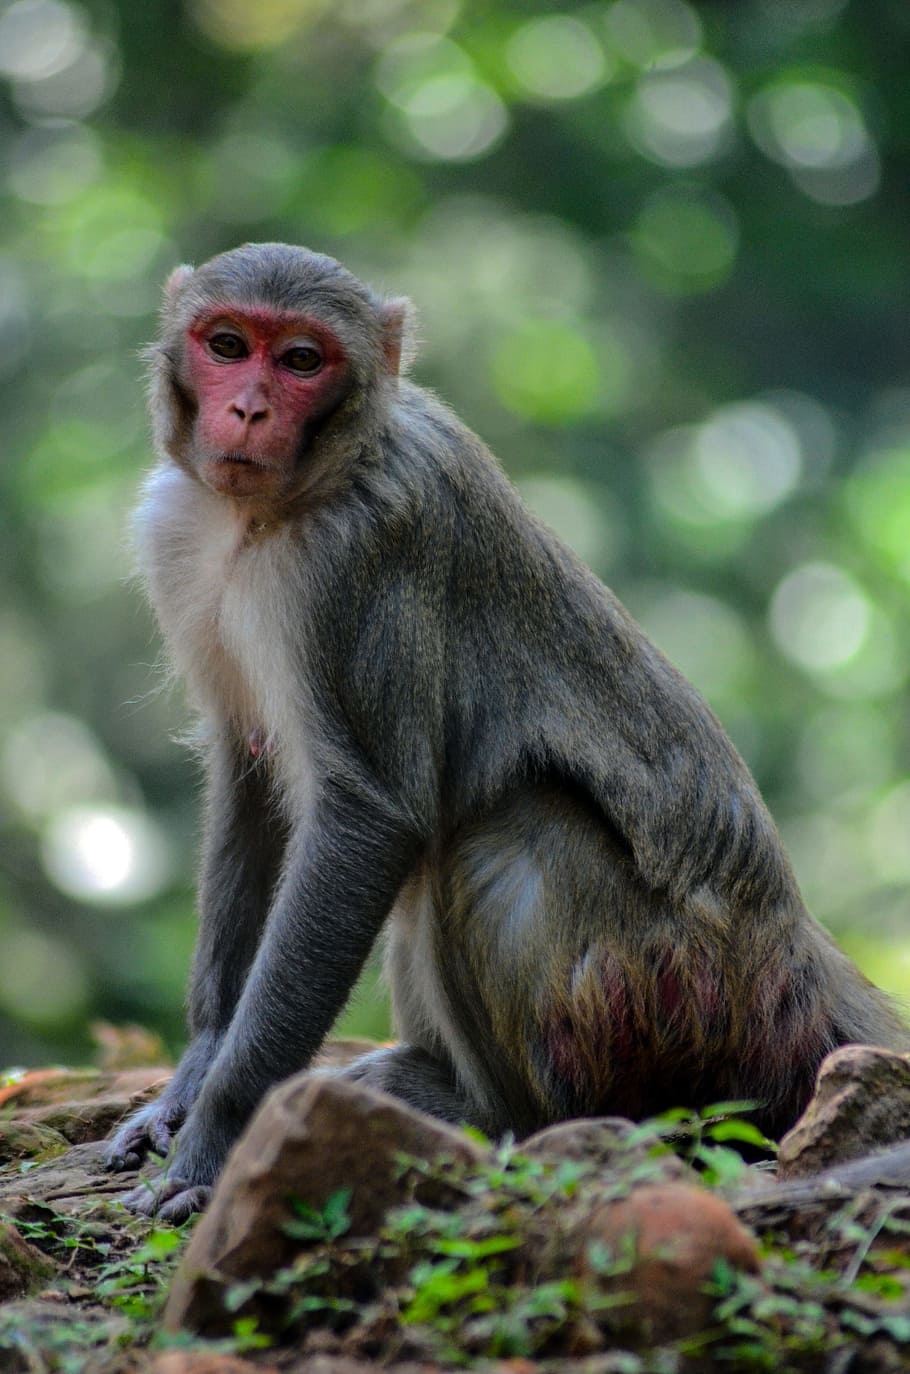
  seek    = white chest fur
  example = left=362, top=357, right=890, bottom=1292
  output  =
left=133, top=465, right=312, bottom=792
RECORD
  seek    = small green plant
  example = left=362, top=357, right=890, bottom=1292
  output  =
left=626, top=1100, right=776, bottom=1186
left=284, top=1186, right=352, bottom=1242
left=95, top=1226, right=185, bottom=1319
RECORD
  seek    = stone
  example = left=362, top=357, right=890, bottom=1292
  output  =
left=164, top=1073, right=484, bottom=1335
left=150, top=1355, right=279, bottom=1374
left=90, top=1019, right=171, bottom=1070
left=544, top=1182, right=760, bottom=1345
left=521, top=1115, right=689, bottom=1180
left=0, top=1220, right=57, bottom=1299
left=0, top=1120, right=69, bottom=1165
left=778, top=1044, right=910, bottom=1180
left=0, top=1141, right=130, bottom=1217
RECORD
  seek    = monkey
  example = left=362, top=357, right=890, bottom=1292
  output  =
left=105, top=242, right=909, bottom=1221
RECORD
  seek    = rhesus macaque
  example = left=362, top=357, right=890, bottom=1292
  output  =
left=106, top=243, right=908, bottom=1220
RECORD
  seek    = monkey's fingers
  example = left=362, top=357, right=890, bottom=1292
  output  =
left=120, top=1175, right=211, bottom=1221
left=158, top=1184, right=213, bottom=1224
left=105, top=1100, right=186, bottom=1171
left=105, top=1127, right=152, bottom=1171
left=147, top=1116, right=178, bottom=1157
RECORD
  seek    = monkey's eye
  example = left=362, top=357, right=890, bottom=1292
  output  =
left=282, top=345, right=323, bottom=375
left=207, top=332, right=248, bottom=360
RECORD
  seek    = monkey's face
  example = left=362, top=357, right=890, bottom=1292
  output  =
left=181, top=306, right=350, bottom=500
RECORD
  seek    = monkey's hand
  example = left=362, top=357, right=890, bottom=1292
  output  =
left=105, top=1031, right=222, bottom=1172
left=104, top=1094, right=187, bottom=1172
left=117, top=1097, right=235, bottom=1219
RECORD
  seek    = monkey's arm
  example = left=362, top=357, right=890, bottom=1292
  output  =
left=124, top=775, right=423, bottom=1220
left=106, top=731, right=287, bottom=1169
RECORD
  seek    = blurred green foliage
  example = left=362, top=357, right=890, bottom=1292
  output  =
left=1, top=0, right=910, bottom=1066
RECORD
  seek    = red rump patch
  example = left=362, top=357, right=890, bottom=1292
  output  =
left=602, top=952, right=636, bottom=1062
left=546, top=1018, right=587, bottom=1096
left=656, top=959, right=683, bottom=1023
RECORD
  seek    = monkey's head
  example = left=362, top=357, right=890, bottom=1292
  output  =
left=149, top=243, right=414, bottom=504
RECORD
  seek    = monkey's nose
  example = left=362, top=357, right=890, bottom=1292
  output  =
left=229, top=401, right=270, bottom=424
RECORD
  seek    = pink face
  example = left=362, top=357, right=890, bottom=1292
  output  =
left=183, top=305, right=349, bottom=499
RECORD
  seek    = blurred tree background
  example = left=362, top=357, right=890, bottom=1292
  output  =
left=1, top=0, right=910, bottom=1067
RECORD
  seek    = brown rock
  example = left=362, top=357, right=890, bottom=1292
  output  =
left=778, top=1044, right=910, bottom=1179
left=164, top=1073, right=484, bottom=1335
left=0, top=1141, right=132, bottom=1217
left=0, top=1068, right=100, bottom=1109
left=522, top=1115, right=637, bottom=1160
left=150, top=1355, right=279, bottom=1374
left=90, top=1020, right=171, bottom=1070
left=0, top=1220, right=57, bottom=1299
left=9, top=1068, right=171, bottom=1148
left=563, top=1183, right=760, bottom=1343
left=0, top=1119, right=69, bottom=1164
left=522, top=1115, right=689, bottom=1181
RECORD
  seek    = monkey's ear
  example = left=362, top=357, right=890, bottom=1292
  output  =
left=380, top=296, right=417, bottom=376
left=164, top=264, right=195, bottom=306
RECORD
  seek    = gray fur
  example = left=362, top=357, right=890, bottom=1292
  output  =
left=106, top=244, right=908, bottom=1220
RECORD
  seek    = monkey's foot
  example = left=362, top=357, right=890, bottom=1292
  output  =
left=105, top=1100, right=185, bottom=1171
left=121, top=1174, right=213, bottom=1223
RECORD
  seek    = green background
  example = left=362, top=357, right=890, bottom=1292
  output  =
left=1, top=0, right=909, bottom=1067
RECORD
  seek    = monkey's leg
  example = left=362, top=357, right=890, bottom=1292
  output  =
left=428, top=782, right=902, bottom=1139
left=327, top=1044, right=482, bottom=1126
left=121, top=779, right=422, bottom=1220
left=106, top=734, right=286, bottom=1170
left=417, top=781, right=742, bottom=1136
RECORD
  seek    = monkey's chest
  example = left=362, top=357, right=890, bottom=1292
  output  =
left=161, top=524, right=298, bottom=740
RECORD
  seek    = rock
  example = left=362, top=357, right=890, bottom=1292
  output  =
left=164, top=1073, right=484, bottom=1335
left=150, top=1355, right=280, bottom=1374
left=0, top=1220, right=57, bottom=1299
left=90, top=1020, right=171, bottom=1070
left=0, top=1141, right=131, bottom=1217
left=541, top=1182, right=759, bottom=1345
left=17, top=1067, right=172, bottom=1147
left=0, top=1068, right=100, bottom=1109
left=521, top=1116, right=689, bottom=1181
left=0, top=1120, right=69, bottom=1164
left=778, top=1044, right=910, bottom=1180
left=522, top=1115, right=637, bottom=1160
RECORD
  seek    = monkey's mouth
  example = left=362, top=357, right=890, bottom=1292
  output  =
left=217, top=452, right=271, bottom=469
left=202, top=452, right=282, bottom=499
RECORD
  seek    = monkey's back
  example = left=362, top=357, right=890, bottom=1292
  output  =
left=354, top=383, right=909, bottom=1135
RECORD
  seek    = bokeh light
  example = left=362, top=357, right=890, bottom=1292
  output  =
left=598, top=0, right=701, bottom=69
left=41, top=805, right=174, bottom=906
left=506, top=16, right=612, bottom=102
left=625, top=57, right=733, bottom=168
left=517, top=474, right=619, bottom=569
left=2, top=713, right=118, bottom=822
left=0, top=0, right=84, bottom=80
left=377, top=33, right=508, bottom=161
left=632, top=184, right=738, bottom=292
left=491, top=319, right=601, bottom=424
left=646, top=397, right=802, bottom=535
left=8, top=123, right=103, bottom=205
left=192, top=0, right=327, bottom=50
left=769, top=563, right=870, bottom=674
left=748, top=76, right=880, bottom=204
